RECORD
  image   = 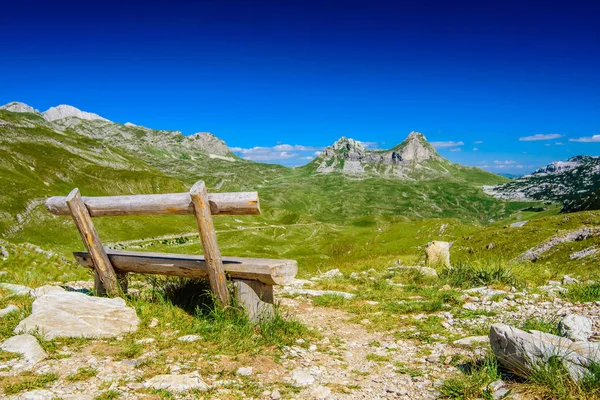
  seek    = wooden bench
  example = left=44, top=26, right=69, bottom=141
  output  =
left=45, top=181, right=297, bottom=320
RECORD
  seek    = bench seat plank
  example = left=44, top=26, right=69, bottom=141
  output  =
left=73, top=250, right=297, bottom=286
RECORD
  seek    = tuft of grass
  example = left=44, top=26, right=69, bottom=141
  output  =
left=366, top=353, right=391, bottom=362
left=394, top=361, right=424, bottom=377
left=439, top=351, right=502, bottom=399
left=94, top=390, right=121, bottom=400
left=519, top=316, right=559, bottom=335
left=525, top=356, right=600, bottom=399
left=562, top=282, right=600, bottom=303
left=440, top=263, right=523, bottom=289
left=2, top=372, right=59, bottom=395
left=66, top=366, right=98, bottom=382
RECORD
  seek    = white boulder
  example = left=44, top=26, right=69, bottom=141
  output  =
left=15, top=291, right=139, bottom=339
left=425, top=241, right=452, bottom=267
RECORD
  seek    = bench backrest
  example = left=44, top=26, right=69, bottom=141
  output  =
left=45, top=180, right=259, bottom=306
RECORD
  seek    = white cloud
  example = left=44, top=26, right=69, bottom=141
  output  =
left=314, top=151, right=323, bottom=156
left=430, top=141, right=464, bottom=148
left=569, top=135, right=600, bottom=143
left=472, top=147, right=479, bottom=152
left=494, top=160, right=517, bottom=165
left=555, top=142, right=564, bottom=145
left=519, top=133, right=563, bottom=141
left=357, top=141, right=378, bottom=149
left=474, top=140, right=483, bottom=144
left=449, top=148, right=462, bottom=152
left=230, top=143, right=324, bottom=163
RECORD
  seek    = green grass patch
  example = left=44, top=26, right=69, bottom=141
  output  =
left=66, top=366, right=98, bottom=382
left=562, top=282, right=600, bottom=303
left=1, top=372, right=59, bottom=395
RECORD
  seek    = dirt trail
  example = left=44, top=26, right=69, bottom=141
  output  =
left=277, top=296, right=455, bottom=399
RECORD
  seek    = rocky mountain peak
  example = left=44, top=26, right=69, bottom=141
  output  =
left=43, top=105, right=109, bottom=122
left=315, top=131, right=445, bottom=178
left=394, top=131, right=437, bottom=163
left=189, top=132, right=230, bottom=156
left=0, top=102, right=37, bottom=114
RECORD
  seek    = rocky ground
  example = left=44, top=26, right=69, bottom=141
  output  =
left=1, top=270, right=599, bottom=399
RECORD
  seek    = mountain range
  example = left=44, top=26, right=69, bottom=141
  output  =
left=2, top=100, right=599, bottom=253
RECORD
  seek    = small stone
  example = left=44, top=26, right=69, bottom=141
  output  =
left=462, top=303, right=477, bottom=311
left=17, top=389, right=55, bottom=400
left=320, top=268, right=343, bottom=279
left=144, top=372, right=209, bottom=392
left=563, top=275, right=580, bottom=285
left=486, top=242, right=495, bottom=250
left=149, top=318, right=159, bottom=328
left=291, top=368, right=315, bottom=387
left=271, top=389, right=282, bottom=400
left=311, top=385, right=332, bottom=399
left=177, top=334, right=202, bottom=343
left=0, top=304, right=19, bottom=317
left=237, top=366, right=253, bottom=376
left=136, top=338, right=155, bottom=344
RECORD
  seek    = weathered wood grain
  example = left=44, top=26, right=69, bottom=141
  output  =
left=46, top=191, right=260, bottom=217
left=73, top=250, right=297, bottom=285
left=190, top=181, right=230, bottom=306
left=66, top=188, right=119, bottom=296
left=233, top=279, right=274, bottom=322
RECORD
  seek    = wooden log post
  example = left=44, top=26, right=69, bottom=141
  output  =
left=46, top=192, right=260, bottom=217
left=190, top=181, right=230, bottom=307
left=233, top=279, right=274, bottom=322
left=66, top=188, right=119, bottom=296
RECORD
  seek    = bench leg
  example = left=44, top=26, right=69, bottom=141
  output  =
left=233, top=279, right=274, bottom=322
left=94, top=271, right=128, bottom=296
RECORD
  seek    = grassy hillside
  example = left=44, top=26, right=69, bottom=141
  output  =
left=4, top=108, right=594, bottom=284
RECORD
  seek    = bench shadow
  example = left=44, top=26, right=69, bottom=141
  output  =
left=153, top=277, right=217, bottom=317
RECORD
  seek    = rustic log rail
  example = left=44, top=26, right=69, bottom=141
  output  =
left=46, top=182, right=296, bottom=320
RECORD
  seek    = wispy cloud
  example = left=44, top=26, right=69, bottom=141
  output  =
left=430, top=141, right=464, bottom=148
left=449, top=148, right=462, bottom=152
left=230, top=144, right=324, bottom=164
left=472, top=147, right=479, bottom=152
left=474, top=140, right=483, bottom=144
left=569, top=135, right=600, bottom=143
left=519, top=133, right=563, bottom=141
left=357, top=141, right=378, bottom=149
left=494, top=160, right=517, bottom=165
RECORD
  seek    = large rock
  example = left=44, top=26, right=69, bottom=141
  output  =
left=489, top=323, right=600, bottom=381
left=144, top=372, right=209, bottom=392
left=0, top=334, right=47, bottom=368
left=425, top=241, right=452, bottom=267
left=558, top=314, right=593, bottom=342
left=15, top=291, right=139, bottom=339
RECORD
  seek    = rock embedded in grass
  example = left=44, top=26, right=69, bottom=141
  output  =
left=0, top=334, right=46, bottom=369
left=144, top=372, right=209, bottom=392
left=558, top=314, right=593, bottom=342
left=0, top=304, right=19, bottom=317
left=0, top=282, right=33, bottom=296
left=177, top=334, right=202, bottom=343
left=15, top=290, right=139, bottom=339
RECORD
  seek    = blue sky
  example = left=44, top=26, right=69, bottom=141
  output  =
left=0, top=0, right=598, bottom=173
